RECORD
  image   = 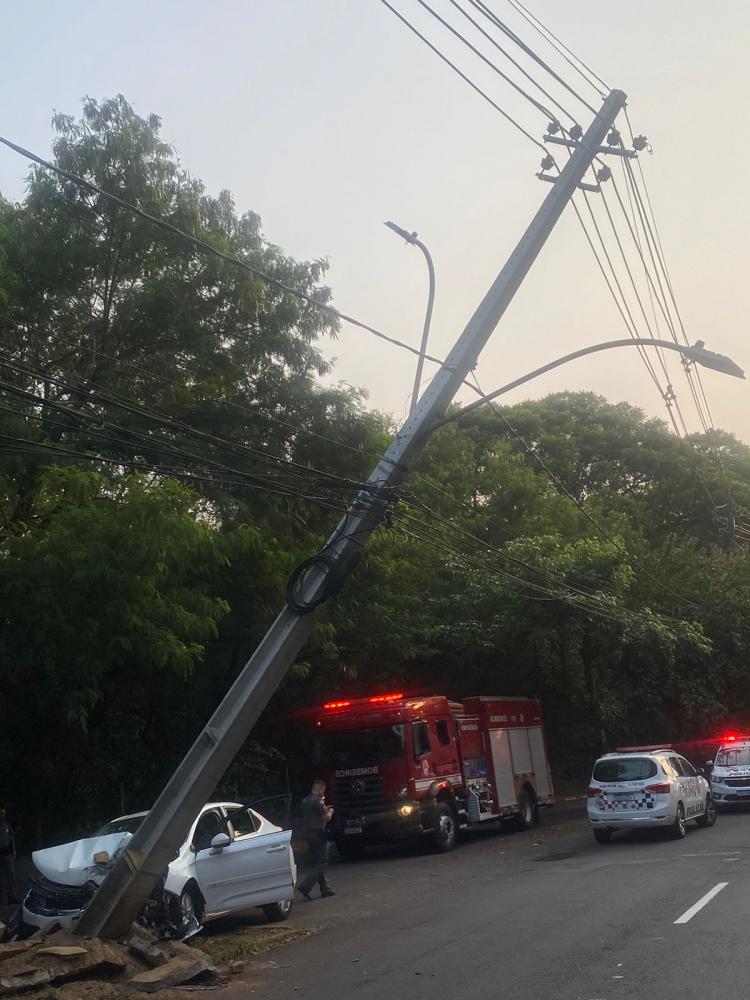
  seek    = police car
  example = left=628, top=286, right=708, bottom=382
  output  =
left=587, top=748, right=716, bottom=843
left=708, top=738, right=750, bottom=807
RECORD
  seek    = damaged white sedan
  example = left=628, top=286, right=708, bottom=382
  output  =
left=22, top=801, right=296, bottom=935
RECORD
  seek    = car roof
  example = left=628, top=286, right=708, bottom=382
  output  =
left=108, top=802, right=246, bottom=825
left=717, top=741, right=750, bottom=752
left=596, top=750, right=670, bottom=761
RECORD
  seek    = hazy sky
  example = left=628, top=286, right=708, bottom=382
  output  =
left=2, top=1, right=748, bottom=440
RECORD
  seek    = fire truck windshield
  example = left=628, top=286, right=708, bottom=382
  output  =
left=716, top=745, right=750, bottom=767
left=314, top=725, right=405, bottom=767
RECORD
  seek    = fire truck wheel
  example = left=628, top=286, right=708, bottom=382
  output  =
left=430, top=802, right=458, bottom=852
left=592, top=828, right=612, bottom=844
left=515, top=788, right=538, bottom=831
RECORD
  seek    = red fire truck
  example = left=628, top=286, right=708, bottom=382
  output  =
left=292, top=692, right=554, bottom=854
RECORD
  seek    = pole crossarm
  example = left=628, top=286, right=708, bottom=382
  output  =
left=75, top=89, right=629, bottom=940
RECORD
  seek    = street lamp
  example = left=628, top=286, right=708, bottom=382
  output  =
left=429, top=338, right=744, bottom=431
left=384, top=221, right=436, bottom=415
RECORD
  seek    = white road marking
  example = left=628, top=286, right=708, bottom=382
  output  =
left=681, top=851, right=740, bottom=857
left=674, top=882, right=728, bottom=924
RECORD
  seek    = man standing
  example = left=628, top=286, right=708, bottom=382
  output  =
left=297, top=780, right=336, bottom=900
left=0, top=807, right=16, bottom=908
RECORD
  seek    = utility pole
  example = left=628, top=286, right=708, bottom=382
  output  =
left=77, top=89, right=627, bottom=940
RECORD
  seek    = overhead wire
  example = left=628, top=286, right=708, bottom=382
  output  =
left=503, top=0, right=609, bottom=97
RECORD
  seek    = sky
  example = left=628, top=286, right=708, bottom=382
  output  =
left=1, top=1, right=749, bottom=441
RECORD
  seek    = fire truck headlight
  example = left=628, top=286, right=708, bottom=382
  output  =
left=398, top=804, right=415, bottom=817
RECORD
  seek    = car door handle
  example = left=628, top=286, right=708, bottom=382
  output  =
left=266, top=845, right=286, bottom=853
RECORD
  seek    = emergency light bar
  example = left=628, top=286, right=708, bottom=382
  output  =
left=322, top=692, right=405, bottom=710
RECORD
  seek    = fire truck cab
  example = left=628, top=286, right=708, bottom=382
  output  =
left=292, top=692, right=554, bottom=855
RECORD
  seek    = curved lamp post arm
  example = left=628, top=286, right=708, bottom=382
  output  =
left=384, top=221, right=436, bottom=415
left=429, top=338, right=744, bottom=432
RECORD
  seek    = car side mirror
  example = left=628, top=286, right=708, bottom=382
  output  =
left=209, top=832, right=231, bottom=855
left=705, top=760, right=713, bottom=769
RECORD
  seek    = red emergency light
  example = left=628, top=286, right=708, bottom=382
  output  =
left=368, top=693, right=404, bottom=704
left=723, top=734, right=738, bottom=742
left=323, top=700, right=351, bottom=710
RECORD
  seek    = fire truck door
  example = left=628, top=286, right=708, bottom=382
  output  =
left=527, top=727, right=551, bottom=796
left=489, top=730, right=517, bottom=807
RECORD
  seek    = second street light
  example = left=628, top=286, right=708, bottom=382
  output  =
left=429, top=338, right=744, bottom=432
left=384, top=221, right=435, bottom=415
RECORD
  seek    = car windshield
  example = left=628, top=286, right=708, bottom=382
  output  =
left=94, top=815, right=145, bottom=836
left=593, top=757, right=657, bottom=782
left=715, top=746, right=750, bottom=767
left=314, top=725, right=405, bottom=767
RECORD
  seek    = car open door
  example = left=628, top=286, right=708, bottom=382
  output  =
left=192, top=808, right=293, bottom=916
left=247, top=793, right=295, bottom=830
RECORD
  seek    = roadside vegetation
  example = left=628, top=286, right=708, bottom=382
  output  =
left=3, top=96, right=750, bottom=849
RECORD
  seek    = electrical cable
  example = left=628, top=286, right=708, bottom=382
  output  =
left=504, top=0, right=609, bottom=97
left=0, top=136, right=452, bottom=372
left=378, top=0, right=549, bottom=151
left=468, top=0, right=599, bottom=113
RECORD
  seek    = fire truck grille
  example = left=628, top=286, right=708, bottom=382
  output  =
left=725, top=777, right=750, bottom=787
left=332, top=775, right=385, bottom=815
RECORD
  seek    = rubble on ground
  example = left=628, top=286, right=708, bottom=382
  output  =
left=0, top=921, right=226, bottom=997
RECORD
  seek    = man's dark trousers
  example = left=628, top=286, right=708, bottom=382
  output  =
left=297, top=830, right=330, bottom=895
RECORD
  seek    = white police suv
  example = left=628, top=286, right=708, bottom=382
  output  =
left=587, top=749, right=716, bottom=844
left=708, top=739, right=750, bottom=807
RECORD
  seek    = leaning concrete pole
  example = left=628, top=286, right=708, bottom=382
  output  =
left=77, top=89, right=627, bottom=940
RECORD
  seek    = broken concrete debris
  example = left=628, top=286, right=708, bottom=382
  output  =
left=0, top=923, right=218, bottom=995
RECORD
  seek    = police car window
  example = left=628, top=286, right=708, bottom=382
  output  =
left=678, top=757, right=696, bottom=777
left=670, top=757, right=687, bottom=777
left=593, top=758, right=657, bottom=782
left=192, top=810, right=225, bottom=851
left=660, top=757, right=676, bottom=778
left=716, top=746, right=750, bottom=767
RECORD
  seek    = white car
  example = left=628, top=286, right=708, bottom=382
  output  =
left=587, top=750, right=716, bottom=843
left=708, top=739, right=750, bottom=807
left=22, top=801, right=296, bottom=934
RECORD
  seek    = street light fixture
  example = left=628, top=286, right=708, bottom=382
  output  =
left=384, top=221, right=436, bottom=415
left=429, top=337, right=744, bottom=431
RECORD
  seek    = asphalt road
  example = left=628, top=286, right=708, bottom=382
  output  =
left=226, top=800, right=750, bottom=1000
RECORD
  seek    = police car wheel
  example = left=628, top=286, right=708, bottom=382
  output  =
left=696, top=795, right=717, bottom=828
left=671, top=802, right=687, bottom=839
left=593, top=828, right=612, bottom=844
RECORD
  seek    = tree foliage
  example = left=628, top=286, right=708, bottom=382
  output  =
left=2, top=96, right=750, bottom=846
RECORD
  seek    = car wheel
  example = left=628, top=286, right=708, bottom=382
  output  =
left=696, top=795, right=717, bottom=828
left=593, top=828, right=612, bottom=844
left=515, top=789, right=538, bottom=831
left=430, top=803, right=458, bottom=852
left=173, top=885, right=204, bottom=936
left=262, top=899, right=293, bottom=922
left=671, top=802, right=687, bottom=839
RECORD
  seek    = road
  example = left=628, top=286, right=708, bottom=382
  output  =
left=225, top=801, right=750, bottom=1000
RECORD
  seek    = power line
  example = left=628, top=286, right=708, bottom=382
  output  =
left=378, top=0, right=549, bottom=151
left=504, top=0, right=609, bottom=97
left=0, top=135, right=451, bottom=371
left=448, top=0, right=580, bottom=126
left=469, top=0, right=599, bottom=114
left=414, top=0, right=565, bottom=125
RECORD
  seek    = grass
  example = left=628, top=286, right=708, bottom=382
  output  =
left=192, top=922, right=311, bottom=965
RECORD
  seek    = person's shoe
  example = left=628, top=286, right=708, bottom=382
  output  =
left=321, top=888, right=336, bottom=898
left=297, top=886, right=313, bottom=900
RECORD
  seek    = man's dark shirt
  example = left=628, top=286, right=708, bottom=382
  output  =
left=299, top=794, right=326, bottom=836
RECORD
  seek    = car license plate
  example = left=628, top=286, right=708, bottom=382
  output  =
left=738, top=790, right=750, bottom=797
left=610, top=793, right=636, bottom=803
left=345, top=824, right=362, bottom=834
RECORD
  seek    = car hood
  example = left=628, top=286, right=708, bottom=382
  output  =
left=32, top=832, right=132, bottom=887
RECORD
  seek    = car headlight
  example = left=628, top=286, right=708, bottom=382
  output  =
left=710, top=774, right=725, bottom=785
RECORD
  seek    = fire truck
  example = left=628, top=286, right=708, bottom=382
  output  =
left=292, top=692, right=554, bottom=854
